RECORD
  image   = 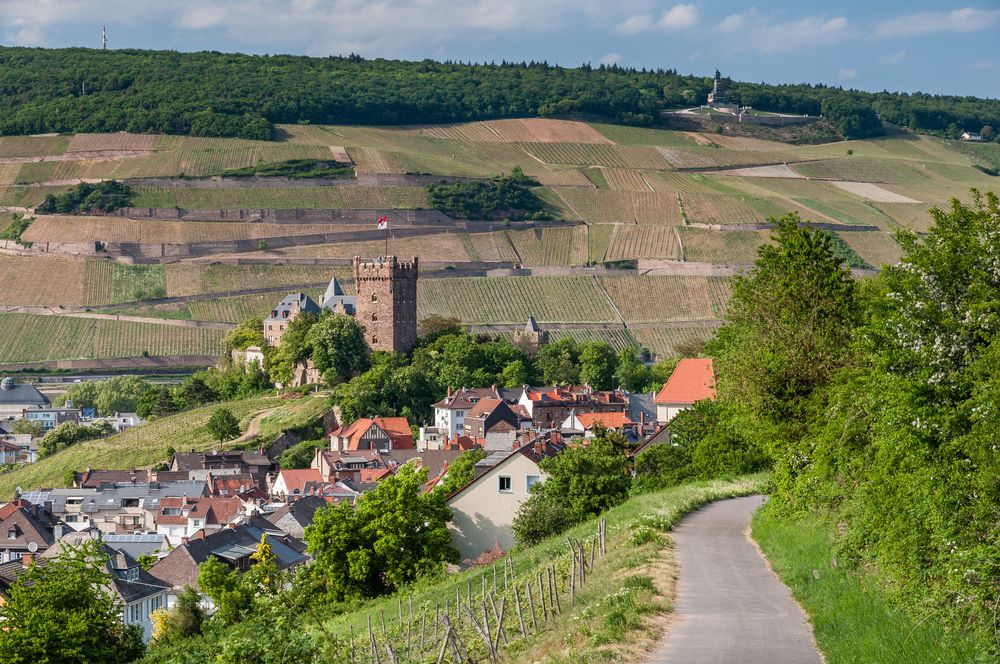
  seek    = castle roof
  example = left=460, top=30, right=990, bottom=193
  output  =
left=265, top=293, right=320, bottom=323
left=525, top=315, right=541, bottom=333
left=320, top=275, right=356, bottom=312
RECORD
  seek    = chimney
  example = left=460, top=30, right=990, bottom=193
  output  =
left=447, top=386, right=452, bottom=397
left=195, top=530, right=205, bottom=540
left=181, top=536, right=189, bottom=546
left=53, top=523, right=63, bottom=541
left=21, top=553, right=33, bottom=567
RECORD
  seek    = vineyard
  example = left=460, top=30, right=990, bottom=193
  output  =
left=169, top=264, right=347, bottom=296
left=837, top=231, right=903, bottom=267
left=66, top=133, right=156, bottom=152
left=0, top=134, right=69, bottom=158
left=187, top=289, right=324, bottom=323
left=131, top=185, right=429, bottom=209
left=632, top=324, right=722, bottom=357
left=657, top=148, right=798, bottom=170
left=554, top=189, right=682, bottom=224
left=790, top=157, right=933, bottom=185
left=605, top=225, right=681, bottom=261
left=416, top=276, right=617, bottom=324
left=349, top=147, right=407, bottom=174
left=272, top=233, right=469, bottom=261
left=0, top=255, right=87, bottom=305
left=505, top=226, right=589, bottom=266
left=521, top=143, right=666, bottom=169
left=677, top=227, right=770, bottom=262
left=679, top=193, right=768, bottom=224
left=0, top=314, right=225, bottom=362
left=599, top=275, right=732, bottom=322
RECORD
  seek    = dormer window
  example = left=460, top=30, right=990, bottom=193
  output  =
left=7, top=526, right=18, bottom=540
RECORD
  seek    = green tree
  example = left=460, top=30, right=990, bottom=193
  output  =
left=305, top=312, right=370, bottom=385
left=10, top=419, right=43, bottom=436
left=305, top=463, right=458, bottom=599
left=436, top=448, right=488, bottom=495
left=224, top=317, right=266, bottom=353
left=206, top=408, right=241, bottom=443
left=38, top=421, right=114, bottom=458
left=265, top=312, right=317, bottom=385
left=613, top=347, right=650, bottom=392
left=151, top=586, right=205, bottom=645
left=713, top=213, right=858, bottom=449
left=279, top=439, right=325, bottom=469
left=499, top=358, right=531, bottom=387
left=0, top=539, right=144, bottom=663
left=179, top=376, right=218, bottom=409
left=197, top=557, right=250, bottom=625
left=535, top=337, right=580, bottom=385
left=333, top=352, right=438, bottom=424
left=578, top=341, right=617, bottom=390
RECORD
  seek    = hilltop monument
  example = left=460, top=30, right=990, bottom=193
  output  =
left=707, top=70, right=736, bottom=110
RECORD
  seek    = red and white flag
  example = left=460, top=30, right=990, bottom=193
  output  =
left=376, top=215, right=388, bottom=230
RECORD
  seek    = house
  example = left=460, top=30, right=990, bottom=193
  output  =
left=429, top=386, right=503, bottom=441
left=653, top=358, right=716, bottom=423
left=150, top=520, right=307, bottom=607
left=270, top=468, right=325, bottom=499
left=961, top=131, right=983, bottom=142
left=90, top=412, right=144, bottom=433
left=264, top=495, right=327, bottom=538
left=0, top=377, right=50, bottom=419
left=101, top=533, right=169, bottom=560
left=23, top=406, right=82, bottom=430
left=155, top=496, right=244, bottom=541
left=264, top=292, right=321, bottom=347
left=0, top=435, right=35, bottom=465
left=206, top=473, right=258, bottom=497
left=74, top=468, right=152, bottom=488
left=462, top=398, right=523, bottom=450
left=20, top=481, right=210, bottom=534
left=329, top=417, right=414, bottom=452
left=0, top=500, right=62, bottom=563
left=446, top=437, right=566, bottom=561
left=312, top=449, right=386, bottom=483
left=41, top=530, right=170, bottom=641
left=170, top=450, right=272, bottom=489
left=518, top=385, right=628, bottom=429
left=559, top=410, right=635, bottom=438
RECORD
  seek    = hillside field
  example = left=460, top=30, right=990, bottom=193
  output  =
left=0, top=119, right=993, bottom=365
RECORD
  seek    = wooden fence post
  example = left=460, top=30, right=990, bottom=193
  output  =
left=513, top=583, right=527, bottom=637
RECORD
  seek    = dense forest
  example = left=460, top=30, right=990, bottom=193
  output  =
left=0, top=47, right=997, bottom=141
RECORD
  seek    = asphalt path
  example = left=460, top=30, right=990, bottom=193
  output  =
left=647, top=495, right=822, bottom=664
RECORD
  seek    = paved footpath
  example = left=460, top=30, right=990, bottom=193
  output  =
left=647, top=495, right=823, bottom=664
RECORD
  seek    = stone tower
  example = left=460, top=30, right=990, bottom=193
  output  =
left=352, top=256, right=418, bottom=353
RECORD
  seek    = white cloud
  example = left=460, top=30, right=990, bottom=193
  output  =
left=600, top=52, right=622, bottom=66
left=615, top=14, right=654, bottom=35
left=967, top=60, right=996, bottom=71
left=879, top=50, right=907, bottom=65
left=874, top=8, right=1000, bottom=39
left=717, top=10, right=855, bottom=54
left=659, top=4, right=698, bottom=30
left=837, top=67, right=857, bottom=81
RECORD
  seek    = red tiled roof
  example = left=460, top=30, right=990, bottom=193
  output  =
left=331, top=417, right=414, bottom=450
left=466, top=398, right=502, bottom=419
left=359, top=467, right=393, bottom=483
left=575, top=411, right=631, bottom=430
left=275, top=469, right=324, bottom=494
left=654, top=358, right=716, bottom=405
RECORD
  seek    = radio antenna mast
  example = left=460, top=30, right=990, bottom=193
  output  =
left=102, top=25, right=107, bottom=50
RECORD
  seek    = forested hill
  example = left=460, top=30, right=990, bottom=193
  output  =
left=0, top=46, right=998, bottom=141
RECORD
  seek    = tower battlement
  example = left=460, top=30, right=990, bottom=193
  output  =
left=353, top=255, right=419, bottom=353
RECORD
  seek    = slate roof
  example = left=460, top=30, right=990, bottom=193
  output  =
left=0, top=378, right=49, bottom=407
left=654, top=358, right=716, bottom=405
left=172, top=450, right=270, bottom=472
left=320, top=275, right=356, bottom=313
left=150, top=523, right=306, bottom=590
left=264, top=293, right=320, bottom=323
left=264, top=495, right=327, bottom=531
left=431, top=387, right=501, bottom=410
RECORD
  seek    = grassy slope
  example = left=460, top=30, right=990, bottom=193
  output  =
left=0, top=393, right=331, bottom=498
left=310, top=474, right=769, bottom=664
left=752, top=506, right=988, bottom=663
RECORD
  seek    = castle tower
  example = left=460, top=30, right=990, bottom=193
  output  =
left=352, top=256, right=418, bottom=353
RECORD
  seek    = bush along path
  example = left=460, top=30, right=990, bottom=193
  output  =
left=646, top=496, right=821, bottom=664
left=314, top=475, right=768, bottom=664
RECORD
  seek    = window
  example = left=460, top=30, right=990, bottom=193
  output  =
left=371, top=292, right=378, bottom=302
left=498, top=475, right=512, bottom=493
left=372, top=312, right=378, bottom=322
left=372, top=336, right=378, bottom=345
left=7, top=527, right=17, bottom=540
left=526, top=475, right=541, bottom=491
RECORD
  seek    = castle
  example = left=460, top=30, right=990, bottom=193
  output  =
left=264, top=255, right=418, bottom=355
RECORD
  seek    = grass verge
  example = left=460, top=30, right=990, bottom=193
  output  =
left=313, top=473, right=769, bottom=664
left=751, top=505, right=989, bottom=664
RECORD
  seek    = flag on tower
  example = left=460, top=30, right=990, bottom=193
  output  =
left=377, top=215, right=388, bottom=230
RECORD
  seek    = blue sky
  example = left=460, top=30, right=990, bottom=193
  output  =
left=1, top=1, right=997, bottom=97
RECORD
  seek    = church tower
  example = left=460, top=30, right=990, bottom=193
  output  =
left=352, top=256, right=418, bottom=353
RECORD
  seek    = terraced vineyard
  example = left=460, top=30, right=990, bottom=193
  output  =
left=0, top=119, right=994, bottom=366
left=417, top=276, right=617, bottom=324
left=632, top=324, right=722, bottom=357
left=599, top=275, right=732, bottom=322
left=132, top=185, right=429, bottom=209
left=0, top=314, right=225, bottom=362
